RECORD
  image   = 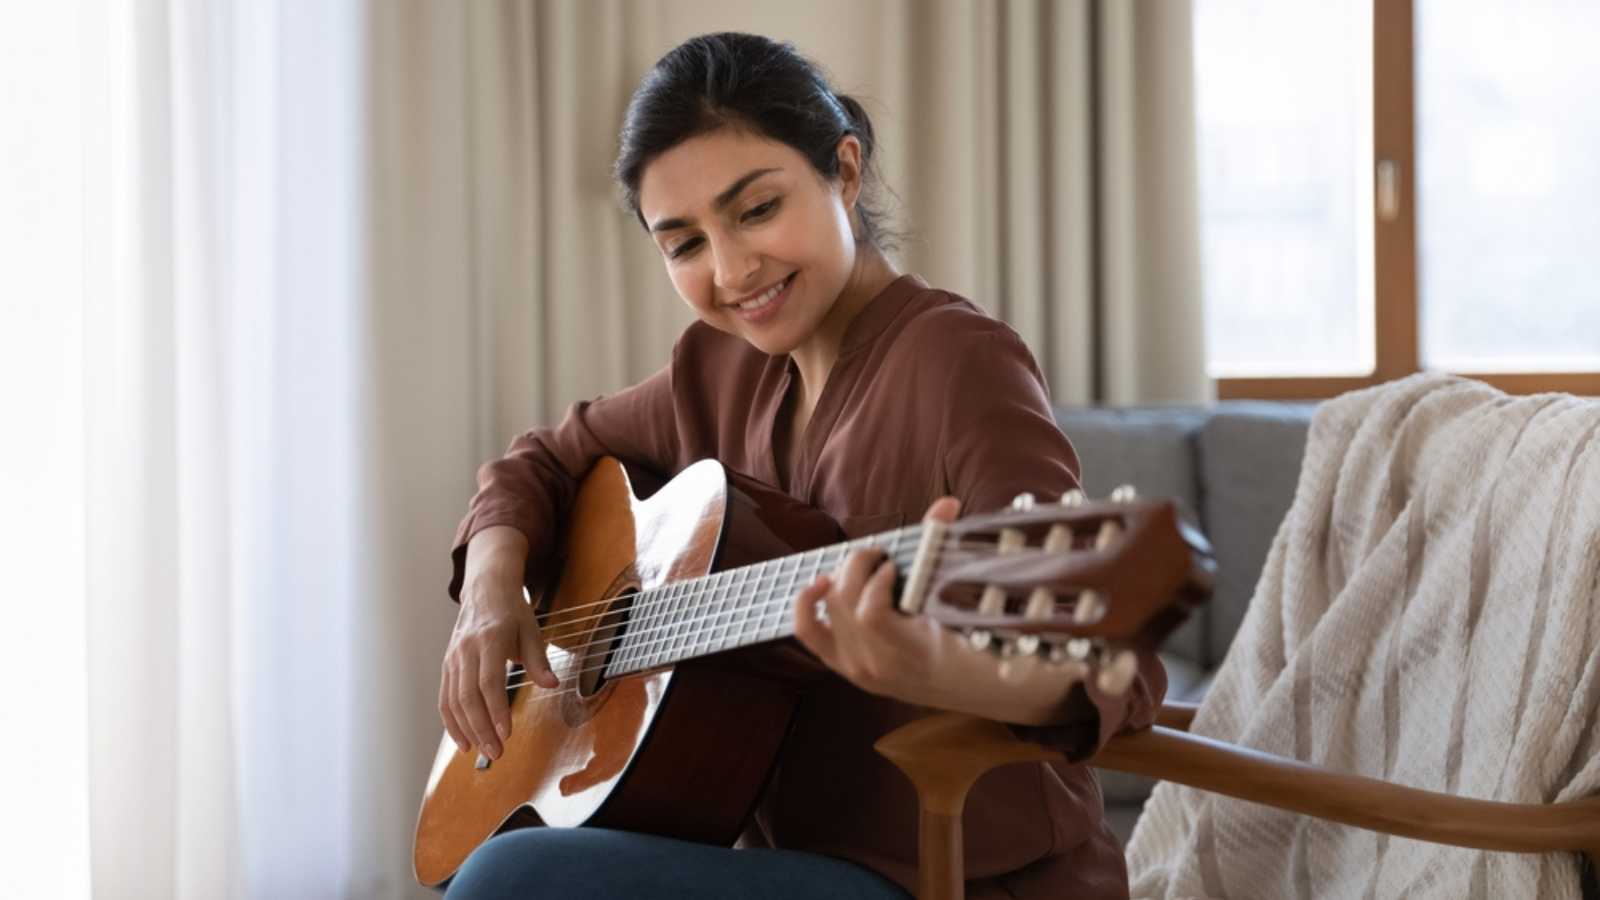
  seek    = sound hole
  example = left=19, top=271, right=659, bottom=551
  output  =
left=574, top=587, right=636, bottom=700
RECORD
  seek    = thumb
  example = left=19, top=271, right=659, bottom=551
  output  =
left=517, top=619, right=560, bottom=689
left=924, top=496, right=961, bottom=524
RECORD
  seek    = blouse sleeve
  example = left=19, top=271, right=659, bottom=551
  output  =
left=932, top=326, right=1168, bottom=761
left=447, top=358, right=682, bottom=603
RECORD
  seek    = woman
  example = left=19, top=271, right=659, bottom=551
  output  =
left=439, top=32, right=1165, bottom=900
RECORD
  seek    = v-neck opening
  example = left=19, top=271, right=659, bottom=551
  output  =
left=770, top=360, right=812, bottom=497
left=765, top=273, right=928, bottom=499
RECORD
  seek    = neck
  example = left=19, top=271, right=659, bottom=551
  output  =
left=788, top=249, right=900, bottom=403
left=605, top=521, right=925, bottom=676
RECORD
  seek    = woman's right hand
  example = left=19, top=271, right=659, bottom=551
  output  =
left=440, top=526, right=559, bottom=761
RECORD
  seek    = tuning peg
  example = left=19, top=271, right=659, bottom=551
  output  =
left=1094, top=519, right=1121, bottom=550
left=1041, top=525, right=1072, bottom=554
left=1024, top=587, right=1055, bottom=620
left=1059, top=488, right=1086, bottom=507
left=1096, top=649, right=1140, bottom=695
left=1066, top=637, right=1093, bottom=661
left=1010, top=492, right=1037, bottom=511
left=980, top=527, right=1027, bottom=615
left=1014, top=633, right=1041, bottom=656
left=1110, top=484, right=1138, bottom=503
left=967, top=629, right=994, bottom=652
left=1072, top=590, right=1104, bottom=624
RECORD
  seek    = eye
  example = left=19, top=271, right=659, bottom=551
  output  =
left=668, top=236, right=702, bottom=260
left=742, top=198, right=780, bottom=222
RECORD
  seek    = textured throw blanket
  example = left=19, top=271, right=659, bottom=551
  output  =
left=1126, top=374, right=1600, bottom=899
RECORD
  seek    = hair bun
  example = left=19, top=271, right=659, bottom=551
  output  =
left=832, top=93, right=876, bottom=159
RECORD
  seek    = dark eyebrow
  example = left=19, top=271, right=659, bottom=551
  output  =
left=648, top=167, right=782, bottom=233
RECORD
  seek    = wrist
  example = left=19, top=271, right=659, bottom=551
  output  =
left=463, top=526, right=530, bottom=599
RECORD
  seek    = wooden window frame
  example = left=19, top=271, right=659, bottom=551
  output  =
left=1217, top=0, right=1600, bottom=401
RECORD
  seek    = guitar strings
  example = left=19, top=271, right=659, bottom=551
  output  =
left=525, top=525, right=930, bottom=628
left=507, top=516, right=1077, bottom=632
left=528, top=527, right=1033, bottom=637
left=495, top=541, right=1088, bottom=697
left=527, top=543, right=933, bottom=671
left=526, top=537, right=1000, bottom=658
left=533, top=538, right=992, bottom=640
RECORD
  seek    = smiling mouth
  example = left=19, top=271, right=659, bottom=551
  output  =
left=731, top=273, right=795, bottom=312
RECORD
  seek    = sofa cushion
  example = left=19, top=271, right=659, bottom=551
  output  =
left=1196, top=402, right=1315, bottom=667
left=1054, top=407, right=1209, bottom=665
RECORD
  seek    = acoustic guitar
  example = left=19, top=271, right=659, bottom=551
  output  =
left=413, top=456, right=1213, bottom=887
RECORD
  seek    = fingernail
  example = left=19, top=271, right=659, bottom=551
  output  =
left=496, top=722, right=510, bottom=741
left=486, top=743, right=500, bottom=760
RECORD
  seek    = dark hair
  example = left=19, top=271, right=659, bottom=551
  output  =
left=614, top=32, right=897, bottom=251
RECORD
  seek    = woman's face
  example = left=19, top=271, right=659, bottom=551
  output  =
left=637, top=128, right=863, bottom=356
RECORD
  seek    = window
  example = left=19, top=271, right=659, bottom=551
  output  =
left=1196, top=0, right=1600, bottom=399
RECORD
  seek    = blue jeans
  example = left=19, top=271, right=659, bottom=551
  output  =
left=442, top=827, right=911, bottom=900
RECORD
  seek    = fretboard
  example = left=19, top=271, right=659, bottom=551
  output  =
left=606, top=523, right=926, bottom=676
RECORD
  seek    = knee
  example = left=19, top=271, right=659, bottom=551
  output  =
left=444, top=830, right=561, bottom=900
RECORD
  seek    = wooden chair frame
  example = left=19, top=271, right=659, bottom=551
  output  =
left=876, top=706, right=1600, bottom=900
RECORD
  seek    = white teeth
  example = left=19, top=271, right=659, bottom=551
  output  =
left=738, top=275, right=790, bottom=311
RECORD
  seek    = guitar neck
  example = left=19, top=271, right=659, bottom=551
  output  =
left=606, top=522, right=925, bottom=676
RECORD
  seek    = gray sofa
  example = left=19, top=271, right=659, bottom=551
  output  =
left=1052, top=401, right=1318, bottom=843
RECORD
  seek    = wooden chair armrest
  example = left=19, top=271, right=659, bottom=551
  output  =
left=1092, top=726, right=1600, bottom=862
left=878, top=714, right=1599, bottom=899
left=1153, top=701, right=1199, bottom=731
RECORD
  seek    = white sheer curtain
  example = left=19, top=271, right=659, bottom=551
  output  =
left=4, top=1, right=455, bottom=897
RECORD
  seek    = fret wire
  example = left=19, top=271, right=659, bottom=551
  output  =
left=708, top=569, right=731, bottom=655
left=681, top=572, right=710, bottom=662
left=700, top=570, right=726, bottom=656
left=787, top=549, right=813, bottom=636
left=645, top=580, right=670, bottom=670
left=667, top=578, right=693, bottom=667
left=708, top=565, right=748, bottom=665
left=733, top=559, right=761, bottom=648
left=684, top=570, right=714, bottom=661
left=632, top=583, right=664, bottom=671
left=736, top=564, right=757, bottom=654
left=726, top=566, right=746, bottom=652
left=682, top=572, right=710, bottom=661
left=762, top=555, right=788, bottom=639
left=725, top=565, right=746, bottom=651
left=646, top=580, right=676, bottom=670
left=762, top=554, right=788, bottom=641
left=773, top=551, right=802, bottom=640
left=670, top=574, right=696, bottom=663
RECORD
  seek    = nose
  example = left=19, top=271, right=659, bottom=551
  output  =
left=710, top=235, right=759, bottom=297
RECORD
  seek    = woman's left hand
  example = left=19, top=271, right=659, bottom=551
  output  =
left=792, top=496, right=1094, bottom=725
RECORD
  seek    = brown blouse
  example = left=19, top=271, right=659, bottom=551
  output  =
left=449, top=274, right=1166, bottom=899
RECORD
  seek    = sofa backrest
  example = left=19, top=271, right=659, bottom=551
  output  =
left=1054, top=402, right=1315, bottom=669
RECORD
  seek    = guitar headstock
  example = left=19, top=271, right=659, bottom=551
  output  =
left=900, top=486, right=1214, bottom=695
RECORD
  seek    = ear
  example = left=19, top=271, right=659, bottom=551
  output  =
left=834, top=134, right=865, bottom=210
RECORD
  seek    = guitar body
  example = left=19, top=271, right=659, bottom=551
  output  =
left=413, top=458, right=845, bottom=887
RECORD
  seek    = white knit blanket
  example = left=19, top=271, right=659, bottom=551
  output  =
left=1126, top=374, right=1600, bottom=899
